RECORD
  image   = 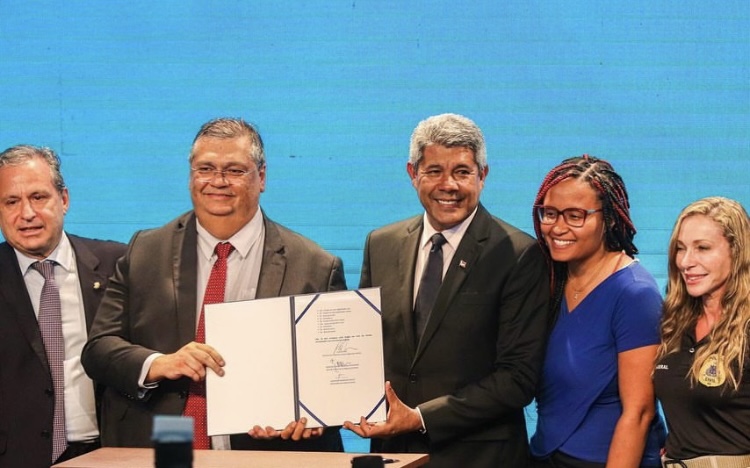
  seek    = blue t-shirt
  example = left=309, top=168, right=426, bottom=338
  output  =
left=530, top=262, right=666, bottom=465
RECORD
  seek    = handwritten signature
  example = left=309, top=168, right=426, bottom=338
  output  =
left=328, top=358, right=356, bottom=371
left=333, top=340, right=359, bottom=355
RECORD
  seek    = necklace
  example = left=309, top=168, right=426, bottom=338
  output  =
left=568, top=251, right=625, bottom=301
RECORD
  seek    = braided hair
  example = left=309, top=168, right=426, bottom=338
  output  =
left=532, top=155, right=638, bottom=313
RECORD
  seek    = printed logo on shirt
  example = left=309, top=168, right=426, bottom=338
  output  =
left=698, top=354, right=726, bottom=387
left=655, top=364, right=669, bottom=371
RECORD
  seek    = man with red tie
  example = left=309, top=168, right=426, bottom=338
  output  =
left=81, top=118, right=346, bottom=452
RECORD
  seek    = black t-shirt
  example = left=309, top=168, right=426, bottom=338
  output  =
left=654, top=332, right=750, bottom=458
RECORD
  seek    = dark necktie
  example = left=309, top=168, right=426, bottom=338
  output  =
left=414, top=233, right=447, bottom=339
left=32, top=260, right=67, bottom=462
left=183, top=242, right=234, bottom=450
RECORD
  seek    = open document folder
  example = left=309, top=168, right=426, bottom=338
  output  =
left=204, top=288, right=386, bottom=436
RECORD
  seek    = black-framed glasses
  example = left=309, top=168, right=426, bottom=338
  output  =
left=191, top=166, right=255, bottom=183
left=535, top=205, right=602, bottom=228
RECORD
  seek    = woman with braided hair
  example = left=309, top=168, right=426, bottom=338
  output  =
left=655, top=197, right=750, bottom=466
left=529, top=155, right=665, bottom=467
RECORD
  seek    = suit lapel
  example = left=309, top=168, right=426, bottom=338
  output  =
left=68, top=235, right=106, bottom=331
left=399, top=218, right=422, bottom=356
left=0, top=242, right=51, bottom=372
left=256, top=215, right=286, bottom=299
left=414, top=205, right=492, bottom=361
left=174, top=213, right=199, bottom=345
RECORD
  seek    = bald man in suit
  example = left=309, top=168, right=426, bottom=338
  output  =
left=82, top=118, right=346, bottom=451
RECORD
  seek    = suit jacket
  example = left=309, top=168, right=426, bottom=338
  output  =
left=81, top=211, right=347, bottom=451
left=360, top=204, right=550, bottom=468
left=0, top=235, right=126, bottom=468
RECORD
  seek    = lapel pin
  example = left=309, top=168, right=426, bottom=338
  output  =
left=459, top=260, right=467, bottom=269
left=93, top=281, right=101, bottom=290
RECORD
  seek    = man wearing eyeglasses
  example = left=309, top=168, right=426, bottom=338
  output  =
left=343, top=114, right=550, bottom=467
left=82, top=118, right=346, bottom=452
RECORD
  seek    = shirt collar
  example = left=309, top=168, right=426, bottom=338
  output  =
left=419, top=206, right=479, bottom=251
left=196, top=210, right=264, bottom=261
left=17, top=232, right=74, bottom=275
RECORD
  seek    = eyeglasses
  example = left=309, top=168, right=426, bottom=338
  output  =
left=191, top=166, right=255, bottom=183
left=536, top=205, right=602, bottom=228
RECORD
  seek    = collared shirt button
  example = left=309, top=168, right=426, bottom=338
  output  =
left=41, top=430, right=51, bottom=438
left=409, top=373, right=418, bottom=383
left=45, top=388, right=54, bottom=396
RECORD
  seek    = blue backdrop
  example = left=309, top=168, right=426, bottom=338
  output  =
left=2, top=0, right=748, bottom=452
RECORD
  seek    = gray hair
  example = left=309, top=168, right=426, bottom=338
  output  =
left=0, top=144, right=66, bottom=192
left=408, top=113, right=487, bottom=170
left=190, top=117, right=266, bottom=168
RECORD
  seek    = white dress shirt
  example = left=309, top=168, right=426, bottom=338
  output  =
left=18, top=232, right=99, bottom=443
left=412, top=207, right=478, bottom=307
left=196, top=211, right=265, bottom=449
left=411, top=207, right=478, bottom=432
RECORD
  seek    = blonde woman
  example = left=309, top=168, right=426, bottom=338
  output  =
left=655, top=197, right=750, bottom=465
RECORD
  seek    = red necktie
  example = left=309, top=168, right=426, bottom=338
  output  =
left=32, top=260, right=68, bottom=462
left=183, top=242, right=234, bottom=449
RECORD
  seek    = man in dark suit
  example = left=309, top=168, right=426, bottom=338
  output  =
left=344, top=114, right=550, bottom=467
left=0, top=144, right=126, bottom=468
left=81, top=118, right=346, bottom=452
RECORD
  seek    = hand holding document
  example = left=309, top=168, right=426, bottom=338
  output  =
left=204, top=288, right=386, bottom=436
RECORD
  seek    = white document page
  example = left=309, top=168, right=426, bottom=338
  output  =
left=294, top=288, right=386, bottom=426
left=205, top=297, right=295, bottom=436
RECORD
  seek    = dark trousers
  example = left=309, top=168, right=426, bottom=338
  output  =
left=54, top=439, right=101, bottom=464
left=375, top=431, right=530, bottom=468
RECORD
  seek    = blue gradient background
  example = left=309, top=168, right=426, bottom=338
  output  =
left=1, top=0, right=748, bottom=452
